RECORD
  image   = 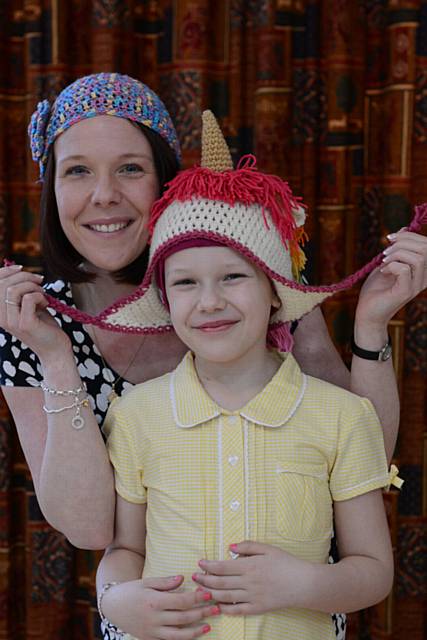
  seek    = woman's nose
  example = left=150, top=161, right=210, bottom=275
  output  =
left=91, top=174, right=121, bottom=207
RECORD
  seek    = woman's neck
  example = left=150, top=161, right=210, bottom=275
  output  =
left=71, top=271, right=137, bottom=315
left=194, top=348, right=283, bottom=412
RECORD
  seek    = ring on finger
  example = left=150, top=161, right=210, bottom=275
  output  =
left=5, top=298, right=20, bottom=307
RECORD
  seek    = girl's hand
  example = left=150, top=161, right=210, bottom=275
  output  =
left=355, top=230, right=427, bottom=331
left=0, top=264, right=72, bottom=362
left=101, top=575, right=219, bottom=639
left=192, top=541, right=312, bottom=616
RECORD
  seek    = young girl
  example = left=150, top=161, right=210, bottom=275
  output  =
left=89, top=111, right=413, bottom=639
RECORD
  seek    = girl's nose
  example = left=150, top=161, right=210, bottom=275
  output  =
left=197, top=285, right=226, bottom=312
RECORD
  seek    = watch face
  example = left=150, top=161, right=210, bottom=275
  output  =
left=380, top=343, right=392, bottom=361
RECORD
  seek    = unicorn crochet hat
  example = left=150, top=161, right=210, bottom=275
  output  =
left=45, top=110, right=427, bottom=336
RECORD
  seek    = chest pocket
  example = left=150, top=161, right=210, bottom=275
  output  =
left=275, top=462, right=332, bottom=541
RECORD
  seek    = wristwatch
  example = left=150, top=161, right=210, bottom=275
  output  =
left=351, top=334, right=392, bottom=361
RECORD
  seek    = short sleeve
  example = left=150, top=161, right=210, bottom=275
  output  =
left=103, top=398, right=147, bottom=504
left=0, top=329, right=43, bottom=387
left=329, top=395, right=389, bottom=502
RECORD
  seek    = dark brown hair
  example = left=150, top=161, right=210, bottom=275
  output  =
left=40, top=123, right=180, bottom=284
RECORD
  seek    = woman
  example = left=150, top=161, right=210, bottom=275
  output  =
left=0, top=72, right=426, bottom=639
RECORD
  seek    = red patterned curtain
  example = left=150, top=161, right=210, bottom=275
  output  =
left=0, top=1, right=426, bottom=638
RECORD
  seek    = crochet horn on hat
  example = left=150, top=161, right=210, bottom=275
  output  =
left=45, top=110, right=427, bottom=336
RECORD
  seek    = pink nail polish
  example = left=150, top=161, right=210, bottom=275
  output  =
left=210, top=605, right=220, bottom=615
left=203, top=592, right=212, bottom=601
left=202, top=624, right=211, bottom=634
left=192, top=573, right=199, bottom=582
left=229, top=544, right=238, bottom=551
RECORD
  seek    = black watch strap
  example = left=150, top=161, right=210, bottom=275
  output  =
left=351, top=334, right=392, bottom=361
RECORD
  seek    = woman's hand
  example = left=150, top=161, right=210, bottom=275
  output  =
left=0, top=264, right=71, bottom=362
left=192, top=541, right=312, bottom=616
left=355, top=230, right=427, bottom=331
left=101, top=576, right=218, bottom=639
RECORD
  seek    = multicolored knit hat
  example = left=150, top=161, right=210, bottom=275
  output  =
left=44, top=110, right=427, bottom=344
left=28, top=72, right=181, bottom=180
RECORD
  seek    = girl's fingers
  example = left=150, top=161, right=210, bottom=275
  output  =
left=198, top=588, right=247, bottom=605
left=162, top=588, right=213, bottom=612
left=192, top=572, right=241, bottom=591
left=162, top=604, right=219, bottom=627
left=160, top=622, right=212, bottom=639
left=196, top=559, right=241, bottom=576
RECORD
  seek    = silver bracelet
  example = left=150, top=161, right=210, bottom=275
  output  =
left=42, top=396, right=89, bottom=430
left=40, top=380, right=86, bottom=396
left=97, top=582, right=122, bottom=624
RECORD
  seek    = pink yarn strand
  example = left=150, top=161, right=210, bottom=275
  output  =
left=267, top=322, right=294, bottom=352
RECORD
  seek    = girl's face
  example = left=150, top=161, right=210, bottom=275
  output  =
left=164, top=246, right=280, bottom=366
left=54, top=115, right=159, bottom=274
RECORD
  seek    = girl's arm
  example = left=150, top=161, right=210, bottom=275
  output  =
left=0, top=266, right=114, bottom=548
left=192, top=490, right=393, bottom=615
left=293, top=230, right=427, bottom=462
left=97, top=494, right=216, bottom=639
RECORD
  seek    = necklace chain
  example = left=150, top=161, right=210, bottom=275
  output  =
left=89, top=326, right=145, bottom=404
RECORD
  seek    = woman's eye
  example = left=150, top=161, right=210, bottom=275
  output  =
left=120, top=163, right=144, bottom=175
left=65, top=165, right=89, bottom=176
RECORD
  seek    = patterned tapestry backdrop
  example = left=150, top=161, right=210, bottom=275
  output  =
left=0, top=1, right=426, bottom=638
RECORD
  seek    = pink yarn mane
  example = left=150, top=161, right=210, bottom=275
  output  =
left=149, top=155, right=305, bottom=247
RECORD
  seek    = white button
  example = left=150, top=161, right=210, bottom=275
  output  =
left=228, top=455, right=239, bottom=466
left=228, top=415, right=238, bottom=424
left=230, top=499, right=240, bottom=511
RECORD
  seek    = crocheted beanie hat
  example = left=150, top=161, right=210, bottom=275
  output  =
left=28, top=72, right=181, bottom=180
left=44, top=110, right=427, bottom=338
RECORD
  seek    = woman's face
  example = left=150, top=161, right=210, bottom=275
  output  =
left=54, top=115, right=159, bottom=274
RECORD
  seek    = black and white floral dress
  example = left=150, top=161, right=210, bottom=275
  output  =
left=0, top=279, right=346, bottom=640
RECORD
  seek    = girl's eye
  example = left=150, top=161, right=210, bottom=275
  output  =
left=65, top=165, right=89, bottom=176
left=172, top=278, right=195, bottom=286
left=120, top=163, right=144, bottom=175
left=224, top=273, right=247, bottom=281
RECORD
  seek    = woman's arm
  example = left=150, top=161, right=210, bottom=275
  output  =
left=293, top=306, right=399, bottom=462
left=97, top=495, right=215, bottom=639
left=0, top=266, right=114, bottom=548
left=293, top=230, right=427, bottom=462
left=2, top=357, right=115, bottom=550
